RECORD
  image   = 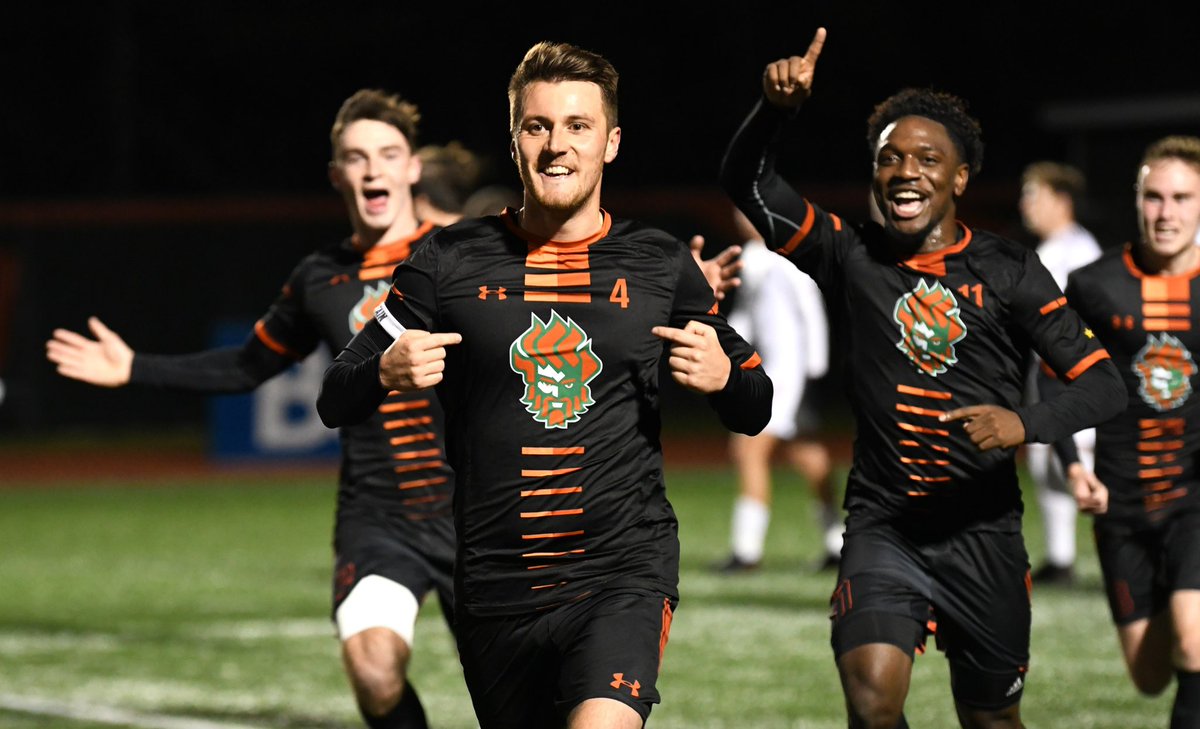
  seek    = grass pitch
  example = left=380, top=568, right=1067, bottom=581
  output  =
left=0, top=464, right=1172, bottom=728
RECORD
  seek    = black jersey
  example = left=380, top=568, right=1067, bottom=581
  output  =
left=320, top=210, right=771, bottom=616
left=132, top=222, right=454, bottom=519
left=1066, top=246, right=1200, bottom=526
left=722, top=100, right=1122, bottom=534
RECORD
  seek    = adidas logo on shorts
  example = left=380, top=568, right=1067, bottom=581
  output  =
left=1005, top=676, right=1024, bottom=697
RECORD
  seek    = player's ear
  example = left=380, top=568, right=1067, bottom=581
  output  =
left=954, top=163, right=969, bottom=197
left=328, top=161, right=345, bottom=191
left=510, top=138, right=518, bottom=165
left=604, top=126, right=621, bottom=164
left=407, top=153, right=422, bottom=186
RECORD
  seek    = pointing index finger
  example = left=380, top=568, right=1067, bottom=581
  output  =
left=939, top=405, right=984, bottom=422
left=805, top=27, right=827, bottom=65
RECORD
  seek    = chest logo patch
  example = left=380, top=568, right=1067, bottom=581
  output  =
left=349, top=282, right=391, bottom=335
left=893, top=280, right=967, bottom=377
left=510, top=311, right=603, bottom=429
left=1133, top=333, right=1196, bottom=412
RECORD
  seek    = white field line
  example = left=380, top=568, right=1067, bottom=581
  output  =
left=0, top=693, right=266, bottom=729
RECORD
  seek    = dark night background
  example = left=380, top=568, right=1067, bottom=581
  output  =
left=2, top=3, right=1198, bottom=443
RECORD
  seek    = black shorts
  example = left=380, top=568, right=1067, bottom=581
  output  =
left=1094, top=511, right=1200, bottom=625
left=456, top=589, right=675, bottom=729
left=331, top=495, right=456, bottom=628
left=829, top=521, right=1031, bottom=710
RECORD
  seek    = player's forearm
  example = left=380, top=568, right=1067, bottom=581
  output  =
left=707, top=361, right=773, bottom=435
left=130, top=340, right=291, bottom=393
left=317, top=322, right=391, bottom=428
left=1016, top=357, right=1124, bottom=444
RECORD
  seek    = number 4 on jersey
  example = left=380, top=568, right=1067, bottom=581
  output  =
left=610, top=278, right=630, bottom=309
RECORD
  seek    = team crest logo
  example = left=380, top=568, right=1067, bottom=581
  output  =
left=510, top=311, right=603, bottom=429
left=349, top=282, right=390, bottom=334
left=892, top=280, right=967, bottom=376
left=1133, top=333, right=1196, bottom=411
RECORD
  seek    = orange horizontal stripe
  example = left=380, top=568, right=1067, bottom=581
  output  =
left=1144, top=303, right=1191, bottom=317
left=522, top=531, right=585, bottom=540
left=896, top=384, right=953, bottom=400
left=399, top=476, right=448, bottom=490
left=1145, top=488, right=1188, bottom=508
left=384, top=416, right=433, bottom=430
left=521, top=487, right=584, bottom=497
left=1064, top=349, right=1111, bottom=381
left=522, top=446, right=585, bottom=455
left=1144, top=318, right=1191, bottom=332
left=900, top=457, right=951, bottom=466
left=394, top=460, right=444, bottom=474
left=525, top=250, right=590, bottom=270
left=1141, top=418, right=1185, bottom=429
left=1139, top=466, right=1183, bottom=479
left=1139, top=456, right=1159, bottom=465
left=741, top=352, right=763, bottom=370
left=1142, top=428, right=1166, bottom=439
left=1143, top=276, right=1190, bottom=302
left=780, top=201, right=816, bottom=255
left=401, top=494, right=449, bottom=506
left=1146, top=480, right=1176, bottom=492
left=898, top=422, right=950, bottom=437
left=526, top=564, right=554, bottom=571
left=520, top=509, right=585, bottom=518
left=931, top=444, right=950, bottom=453
left=531, top=582, right=567, bottom=590
left=896, top=403, right=945, bottom=418
left=522, top=549, right=586, bottom=558
left=524, top=291, right=592, bottom=303
left=831, top=214, right=843, bottom=231
left=358, top=265, right=395, bottom=280
left=1161, top=453, right=1179, bottom=462
left=393, top=448, right=441, bottom=460
left=525, top=272, right=591, bottom=287
left=1039, top=297, right=1068, bottom=315
left=899, top=440, right=921, bottom=447
left=521, top=467, right=583, bottom=477
left=1138, top=440, right=1185, bottom=451
left=380, top=400, right=431, bottom=413
left=390, top=433, right=436, bottom=445
left=908, top=474, right=952, bottom=483
left=254, top=320, right=301, bottom=358
left=906, top=491, right=932, bottom=497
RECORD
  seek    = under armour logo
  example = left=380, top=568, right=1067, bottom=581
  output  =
left=610, top=673, right=640, bottom=697
left=478, top=286, right=507, bottom=300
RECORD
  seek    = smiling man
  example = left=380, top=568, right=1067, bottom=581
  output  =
left=47, top=89, right=456, bottom=729
left=1061, top=136, right=1200, bottom=728
left=318, top=41, right=771, bottom=729
left=720, top=28, right=1125, bottom=729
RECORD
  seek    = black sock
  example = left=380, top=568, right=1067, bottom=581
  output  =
left=1172, top=671, right=1200, bottom=729
left=894, top=715, right=909, bottom=729
left=361, top=681, right=429, bottom=729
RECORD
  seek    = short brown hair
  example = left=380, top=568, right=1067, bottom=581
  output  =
left=507, top=41, right=618, bottom=133
left=1142, top=135, right=1200, bottom=173
left=1023, top=161, right=1086, bottom=209
left=330, top=89, right=420, bottom=159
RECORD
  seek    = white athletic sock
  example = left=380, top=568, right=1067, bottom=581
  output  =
left=731, top=496, right=769, bottom=563
left=1039, top=489, right=1077, bottom=567
left=819, top=504, right=844, bottom=557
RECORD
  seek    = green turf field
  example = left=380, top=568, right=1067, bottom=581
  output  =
left=0, top=466, right=1172, bottom=728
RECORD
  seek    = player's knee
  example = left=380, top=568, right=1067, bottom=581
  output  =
left=343, top=629, right=411, bottom=716
left=1174, top=631, right=1200, bottom=672
left=843, top=688, right=905, bottom=729
left=1128, top=663, right=1172, bottom=696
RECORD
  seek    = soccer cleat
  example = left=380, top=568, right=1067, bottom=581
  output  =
left=1030, top=562, right=1075, bottom=586
left=713, top=554, right=761, bottom=574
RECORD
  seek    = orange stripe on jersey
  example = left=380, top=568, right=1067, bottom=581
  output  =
left=359, top=265, right=398, bottom=281
left=522, top=467, right=583, bottom=477
left=522, top=531, right=585, bottom=540
left=402, top=494, right=449, bottom=506
left=520, top=509, right=585, bottom=518
left=1147, top=480, right=1175, bottom=492
left=399, top=476, right=448, bottom=490
left=901, top=224, right=973, bottom=277
left=899, top=440, right=921, bottom=447
left=521, top=487, right=584, bottom=497
left=1141, top=418, right=1185, bottom=430
left=1039, top=297, right=1067, bottom=315
left=896, top=403, right=944, bottom=418
left=525, top=272, right=592, bottom=287
left=831, top=214, right=843, bottom=231
left=384, top=416, right=433, bottom=429
left=380, top=399, right=431, bottom=413
left=901, top=457, right=951, bottom=466
left=394, top=461, right=444, bottom=474
left=906, top=491, right=933, bottom=497
left=390, top=433, right=436, bottom=446
left=741, top=352, right=763, bottom=370
left=896, top=384, right=953, bottom=400
left=1144, top=318, right=1191, bottom=332
left=930, top=444, right=950, bottom=453
left=525, top=249, right=591, bottom=270
left=526, top=564, right=554, bottom=571
left=1064, top=349, right=1111, bottom=381
left=780, top=201, right=816, bottom=255
left=1146, top=488, right=1188, bottom=509
left=254, top=320, right=301, bottom=358
left=1138, top=440, right=1185, bottom=452
left=359, top=221, right=435, bottom=267
left=658, top=598, right=674, bottom=669
left=393, top=448, right=441, bottom=460
left=1142, top=274, right=1193, bottom=302
left=524, top=291, right=593, bottom=303
left=1139, top=456, right=1160, bottom=466
left=522, top=446, right=585, bottom=455
left=908, top=474, right=952, bottom=483
left=898, top=422, right=950, bottom=437
left=522, top=549, right=586, bottom=558
left=1144, top=303, right=1191, bottom=317
left=1139, top=466, right=1183, bottom=479
left=504, top=207, right=611, bottom=248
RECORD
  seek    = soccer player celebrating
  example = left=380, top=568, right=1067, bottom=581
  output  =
left=720, top=28, right=1125, bottom=729
left=318, top=41, right=772, bottom=729
left=1063, top=136, right=1200, bottom=728
left=47, top=89, right=455, bottom=729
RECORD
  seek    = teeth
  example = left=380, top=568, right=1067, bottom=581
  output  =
left=893, top=191, right=921, bottom=201
left=544, top=166, right=570, bottom=176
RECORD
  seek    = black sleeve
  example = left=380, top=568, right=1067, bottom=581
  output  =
left=129, top=335, right=296, bottom=393
left=316, top=318, right=392, bottom=427
left=1017, top=360, right=1124, bottom=444
left=1036, top=370, right=1082, bottom=466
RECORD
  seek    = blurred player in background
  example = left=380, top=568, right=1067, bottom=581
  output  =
left=1018, top=161, right=1102, bottom=586
left=47, top=89, right=456, bottom=729
left=1064, top=135, right=1200, bottom=729
left=716, top=205, right=841, bottom=574
left=412, top=141, right=484, bottom=226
